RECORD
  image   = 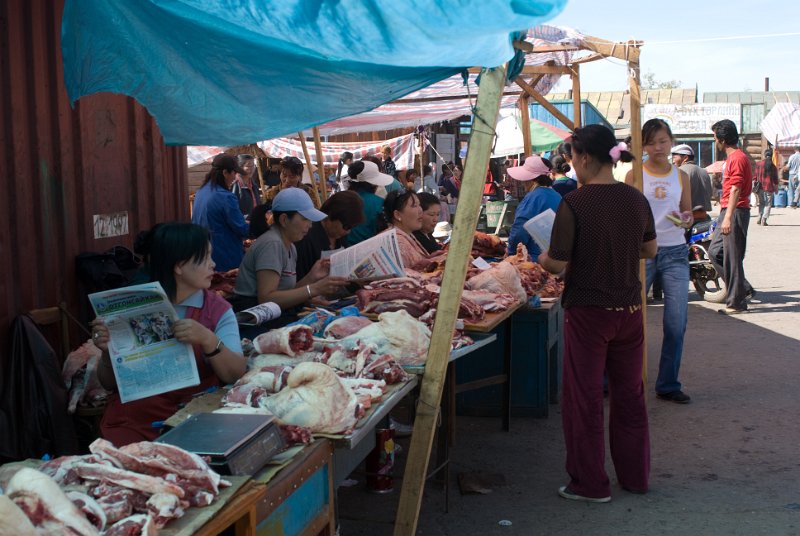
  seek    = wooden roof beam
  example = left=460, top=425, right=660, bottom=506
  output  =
left=515, top=77, right=575, bottom=131
left=468, top=64, right=573, bottom=76
left=580, top=33, right=642, bottom=62
left=394, top=91, right=524, bottom=104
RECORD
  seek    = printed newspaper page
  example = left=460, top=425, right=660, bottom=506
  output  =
left=89, top=282, right=200, bottom=403
left=523, top=208, right=556, bottom=253
left=329, top=228, right=405, bottom=281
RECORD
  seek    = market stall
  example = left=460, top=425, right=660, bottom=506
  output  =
left=1, top=1, right=655, bottom=535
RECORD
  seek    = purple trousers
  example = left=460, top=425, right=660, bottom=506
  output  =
left=561, top=306, right=650, bottom=498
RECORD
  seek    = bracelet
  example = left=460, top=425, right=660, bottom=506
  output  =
left=306, top=285, right=313, bottom=298
left=204, top=337, right=224, bottom=357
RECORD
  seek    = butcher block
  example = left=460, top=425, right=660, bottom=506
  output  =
left=156, top=413, right=283, bottom=476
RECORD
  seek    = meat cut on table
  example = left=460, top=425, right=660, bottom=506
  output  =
left=253, top=325, right=314, bottom=356
left=5, top=467, right=100, bottom=535
left=323, top=315, right=373, bottom=339
left=260, top=362, right=361, bottom=434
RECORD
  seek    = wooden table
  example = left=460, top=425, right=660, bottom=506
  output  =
left=192, top=481, right=266, bottom=536
left=253, top=440, right=336, bottom=536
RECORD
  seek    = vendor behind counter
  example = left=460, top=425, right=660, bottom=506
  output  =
left=230, top=188, right=348, bottom=321
left=345, top=160, right=394, bottom=246
left=295, top=191, right=365, bottom=281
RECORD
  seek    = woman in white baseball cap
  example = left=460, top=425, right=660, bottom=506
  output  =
left=344, top=160, right=394, bottom=246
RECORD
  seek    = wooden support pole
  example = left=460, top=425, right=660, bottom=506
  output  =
left=627, top=59, right=648, bottom=382
left=571, top=64, right=582, bottom=129
left=393, top=65, right=507, bottom=536
left=519, top=95, right=532, bottom=158
left=253, top=153, right=267, bottom=199
left=515, top=77, right=575, bottom=131
left=297, top=132, right=322, bottom=207
left=312, top=127, right=328, bottom=200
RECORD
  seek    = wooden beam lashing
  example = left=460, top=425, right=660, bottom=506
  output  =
left=297, top=132, right=322, bottom=207
left=571, top=64, right=581, bottom=129
left=515, top=77, right=575, bottom=132
left=312, top=127, right=328, bottom=200
left=581, top=34, right=642, bottom=63
left=394, top=65, right=508, bottom=536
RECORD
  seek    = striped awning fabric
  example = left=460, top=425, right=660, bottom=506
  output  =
left=760, top=103, right=800, bottom=148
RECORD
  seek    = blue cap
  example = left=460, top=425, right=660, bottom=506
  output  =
left=272, top=187, right=327, bottom=222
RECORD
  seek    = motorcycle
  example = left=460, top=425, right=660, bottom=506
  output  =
left=687, top=217, right=726, bottom=303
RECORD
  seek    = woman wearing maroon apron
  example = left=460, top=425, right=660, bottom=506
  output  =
left=91, top=223, right=246, bottom=446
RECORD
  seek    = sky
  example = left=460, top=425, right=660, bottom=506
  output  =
left=547, top=0, right=800, bottom=95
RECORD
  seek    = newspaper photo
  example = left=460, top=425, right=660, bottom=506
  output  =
left=89, top=282, right=199, bottom=404
left=329, top=228, right=405, bottom=281
left=523, top=208, right=556, bottom=253
left=235, top=302, right=281, bottom=326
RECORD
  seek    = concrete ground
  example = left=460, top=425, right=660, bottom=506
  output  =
left=337, top=203, right=800, bottom=535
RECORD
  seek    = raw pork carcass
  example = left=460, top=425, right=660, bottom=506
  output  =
left=471, top=231, right=506, bottom=257
left=146, top=493, right=185, bottom=528
left=341, top=377, right=386, bottom=408
left=466, top=261, right=527, bottom=303
left=90, top=438, right=228, bottom=498
left=356, top=277, right=436, bottom=318
left=259, top=362, right=360, bottom=434
left=103, top=514, right=157, bottom=536
left=460, top=289, right=520, bottom=312
left=62, top=340, right=109, bottom=413
left=249, top=352, right=319, bottom=369
left=253, top=325, right=314, bottom=356
left=223, top=365, right=293, bottom=404
left=322, top=316, right=373, bottom=339
left=341, top=310, right=431, bottom=366
left=90, top=483, right=138, bottom=524
left=0, top=495, right=36, bottom=536
left=65, top=490, right=107, bottom=531
left=73, top=462, right=185, bottom=498
left=5, top=467, right=99, bottom=536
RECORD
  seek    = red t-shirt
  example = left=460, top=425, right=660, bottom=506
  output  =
left=721, top=149, right=752, bottom=209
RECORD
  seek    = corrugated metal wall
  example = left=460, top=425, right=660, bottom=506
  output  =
left=0, top=0, right=188, bottom=354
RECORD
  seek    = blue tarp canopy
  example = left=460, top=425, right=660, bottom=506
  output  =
left=61, top=0, right=565, bottom=146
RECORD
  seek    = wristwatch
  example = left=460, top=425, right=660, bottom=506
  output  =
left=205, top=337, right=224, bottom=357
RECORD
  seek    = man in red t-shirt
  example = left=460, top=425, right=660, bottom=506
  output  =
left=708, top=119, right=755, bottom=314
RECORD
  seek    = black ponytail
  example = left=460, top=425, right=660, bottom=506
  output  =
left=571, top=124, right=635, bottom=165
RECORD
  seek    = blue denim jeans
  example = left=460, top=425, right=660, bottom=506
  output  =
left=646, top=243, right=689, bottom=394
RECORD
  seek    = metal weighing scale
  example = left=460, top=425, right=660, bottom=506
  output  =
left=156, top=413, right=284, bottom=475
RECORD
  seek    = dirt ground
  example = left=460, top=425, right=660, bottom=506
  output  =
left=337, top=203, right=800, bottom=535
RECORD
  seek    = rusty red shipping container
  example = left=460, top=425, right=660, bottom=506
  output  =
left=0, top=0, right=188, bottom=355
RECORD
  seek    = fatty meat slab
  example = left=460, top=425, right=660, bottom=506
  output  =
left=103, top=513, right=157, bottom=536
left=0, top=495, right=36, bottom=536
left=322, top=315, right=373, bottom=339
left=89, top=439, right=229, bottom=504
left=5, top=467, right=100, bottom=535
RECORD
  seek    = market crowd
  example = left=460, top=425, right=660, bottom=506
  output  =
left=88, top=120, right=754, bottom=505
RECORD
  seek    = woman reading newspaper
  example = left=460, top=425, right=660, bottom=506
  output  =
left=90, top=223, right=246, bottom=446
left=231, top=188, right=348, bottom=316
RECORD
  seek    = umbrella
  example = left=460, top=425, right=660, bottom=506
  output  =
left=705, top=160, right=726, bottom=174
left=492, top=111, right=570, bottom=157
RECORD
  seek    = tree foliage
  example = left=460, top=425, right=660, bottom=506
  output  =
left=642, top=70, right=682, bottom=90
